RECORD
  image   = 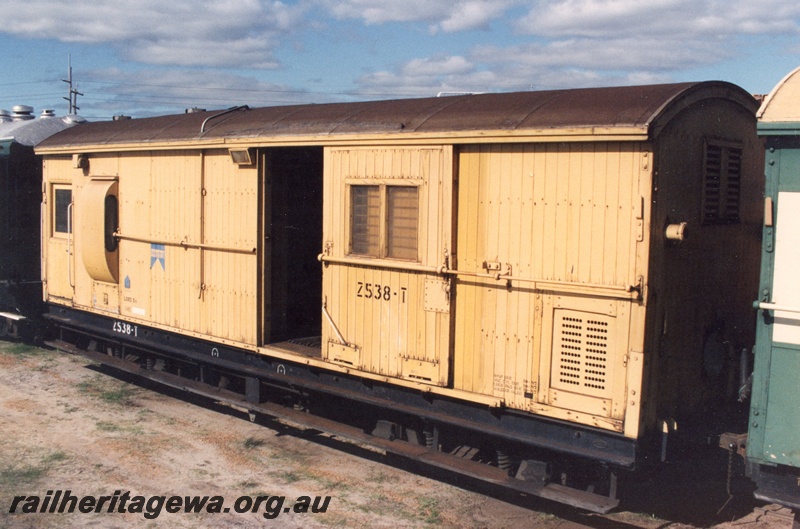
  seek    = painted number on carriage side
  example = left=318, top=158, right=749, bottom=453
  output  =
left=356, top=282, right=407, bottom=303
left=112, top=321, right=138, bottom=337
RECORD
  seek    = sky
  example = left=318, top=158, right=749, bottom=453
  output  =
left=0, top=0, right=799, bottom=121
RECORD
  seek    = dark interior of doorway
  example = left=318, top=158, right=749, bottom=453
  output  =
left=265, top=147, right=323, bottom=346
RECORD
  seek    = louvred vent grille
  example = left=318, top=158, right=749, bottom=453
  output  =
left=702, top=143, right=742, bottom=225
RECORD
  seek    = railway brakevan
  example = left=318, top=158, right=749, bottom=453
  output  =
left=35, top=81, right=763, bottom=512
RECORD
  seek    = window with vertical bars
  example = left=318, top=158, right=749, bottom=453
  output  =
left=349, top=184, right=419, bottom=261
left=701, top=142, right=742, bottom=225
left=350, top=185, right=380, bottom=256
left=387, top=186, right=418, bottom=260
left=54, top=187, right=72, bottom=235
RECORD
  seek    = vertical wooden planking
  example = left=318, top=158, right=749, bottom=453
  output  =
left=110, top=150, right=259, bottom=344
left=541, top=144, right=558, bottom=280
left=531, top=144, right=547, bottom=280
left=455, top=147, right=485, bottom=394
left=200, top=151, right=258, bottom=343
left=615, top=146, right=635, bottom=286
left=603, top=147, right=621, bottom=284
left=578, top=143, right=595, bottom=284
left=454, top=142, right=643, bottom=409
left=322, top=146, right=451, bottom=384
left=590, top=145, right=608, bottom=285
left=565, top=144, right=581, bottom=282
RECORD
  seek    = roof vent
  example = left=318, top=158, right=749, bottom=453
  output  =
left=40, top=109, right=56, bottom=118
left=63, top=115, right=87, bottom=124
left=12, top=105, right=35, bottom=121
left=0, top=109, right=11, bottom=123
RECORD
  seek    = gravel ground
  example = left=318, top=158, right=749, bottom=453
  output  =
left=0, top=341, right=788, bottom=529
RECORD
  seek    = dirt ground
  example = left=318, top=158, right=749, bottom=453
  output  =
left=0, top=341, right=792, bottom=529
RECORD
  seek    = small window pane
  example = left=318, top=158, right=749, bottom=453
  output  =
left=350, top=186, right=380, bottom=256
left=387, top=186, right=418, bottom=260
left=105, top=195, right=118, bottom=252
left=54, top=188, right=72, bottom=234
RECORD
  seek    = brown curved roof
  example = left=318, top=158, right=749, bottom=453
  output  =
left=37, top=81, right=758, bottom=150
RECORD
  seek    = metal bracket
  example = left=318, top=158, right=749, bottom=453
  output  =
left=719, top=432, right=748, bottom=458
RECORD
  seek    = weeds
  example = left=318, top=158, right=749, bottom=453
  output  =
left=243, top=436, right=266, bottom=449
left=0, top=451, right=70, bottom=488
left=42, top=451, right=69, bottom=464
left=76, top=375, right=139, bottom=406
left=417, top=497, right=441, bottom=525
left=0, top=465, right=46, bottom=487
left=1, top=343, right=49, bottom=357
left=96, top=421, right=145, bottom=435
left=96, top=421, right=122, bottom=432
left=365, top=470, right=389, bottom=484
left=277, top=470, right=303, bottom=484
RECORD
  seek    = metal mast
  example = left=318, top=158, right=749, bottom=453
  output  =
left=62, top=55, right=83, bottom=114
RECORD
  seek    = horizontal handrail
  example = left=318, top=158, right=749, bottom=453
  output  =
left=445, top=268, right=641, bottom=300
left=319, top=254, right=641, bottom=300
left=754, top=301, right=800, bottom=315
left=318, top=254, right=443, bottom=274
left=115, top=232, right=256, bottom=254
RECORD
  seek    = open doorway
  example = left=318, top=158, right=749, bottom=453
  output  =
left=262, top=147, right=323, bottom=347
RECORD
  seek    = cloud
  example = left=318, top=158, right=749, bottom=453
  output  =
left=516, top=0, right=800, bottom=38
left=319, top=0, right=517, bottom=33
left=81, top=67, right=324, bottom=117
left=343, top=0, right=799, bottom=97
left=353, top=49, right=674, bottom=97
left=1, top=0, right=306, bottom=68
left=4, top=0, right=798, bottom=117
left=402, top=56, right=474, bottom=76
left=472, top=36, right=725, bottom=72
left=356, top=55, right=502, bottom=96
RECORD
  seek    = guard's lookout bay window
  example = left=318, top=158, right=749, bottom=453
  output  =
left=349, top=184, right=419, bottom=260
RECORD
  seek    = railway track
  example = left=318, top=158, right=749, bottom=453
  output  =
left=47, top=338, right=787, bottom=529
left=47, top=339, right=619, bottom=516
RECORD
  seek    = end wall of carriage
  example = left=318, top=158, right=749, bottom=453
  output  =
left=642, top=93, right=763, bottom=429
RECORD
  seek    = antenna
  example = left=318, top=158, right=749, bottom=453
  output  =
left=62, top=54, right=83, bottom=114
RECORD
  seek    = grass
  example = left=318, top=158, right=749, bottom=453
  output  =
left=365, top=470, right=390, bottom=484
left=1, top=342, right=50, bottom=357
left=417, top=497, right=441, bottom=525
left=243, top=436, right=266, bottom=449
left=96, top=420, right=145, bottom=435
left=0, top=451, right=70, bottom=488
left=0, top=465, right=47, bottom=487
left=96, top=421, right=122, bottom=432
left=277, top=470, right=303, bottom=484
left=76, top=375, right=139, bottom=406
left=42, top=451, right=69, bottom=464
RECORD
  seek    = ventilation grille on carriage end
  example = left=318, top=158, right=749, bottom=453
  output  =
left=701, top=142, right=742, bottom=225
left=552, top=311, right=612, bottom=399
